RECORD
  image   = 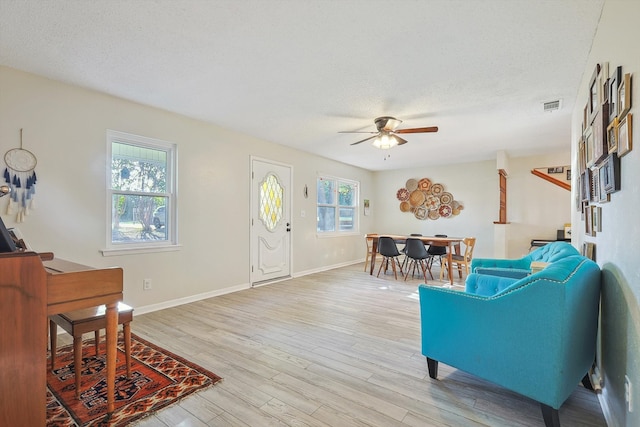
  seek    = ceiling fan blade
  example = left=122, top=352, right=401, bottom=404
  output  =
left=350, top=134, right=379, bottom=145
left=395, top=126, right=439, bottom=134
left=338, top=131, right=378, bottom=134
left=392, top=135, right=408, bottom=145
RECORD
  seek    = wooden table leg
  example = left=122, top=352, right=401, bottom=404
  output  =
left=369, top=239, right=378, bottom=275
left=105, top=302, right=117, bottom=414
left=447, top=243, right=454, bottom=286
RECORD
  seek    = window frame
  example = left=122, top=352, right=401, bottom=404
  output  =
left=316, top=174, right=360, bottom=237
left=102, top=130, right=180, bottom=256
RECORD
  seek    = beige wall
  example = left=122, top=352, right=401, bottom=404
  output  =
left=0, top=66, right=376, bottom=312
left=372, top=151, right=571, bottom=260
left=571, top=1, right=640, bottom=425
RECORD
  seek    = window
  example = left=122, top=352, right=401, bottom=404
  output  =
left=317, top=176, right=359, bottom=235
left=105, top=130, right=177, bottom=253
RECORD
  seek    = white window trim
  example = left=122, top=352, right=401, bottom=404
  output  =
left=102, top=130, right=180, bottom=256
left=316, top=174, right=360, bottom=238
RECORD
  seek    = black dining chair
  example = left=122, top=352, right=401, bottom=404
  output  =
left=376, top=236, right=405, bottom=280
left=426, top=234, right=448, bottom=270
left=401, top=233, right=423, bottom=270
left=404, top=238, right=434, bottom=282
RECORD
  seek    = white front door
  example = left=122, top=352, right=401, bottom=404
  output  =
left=250, top=158, right=292, bottom=286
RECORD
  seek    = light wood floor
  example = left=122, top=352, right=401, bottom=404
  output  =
left=74, top=262, right=605, bottom=426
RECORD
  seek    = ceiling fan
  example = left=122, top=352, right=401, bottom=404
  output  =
left=340, top=116, right=438, bottom=149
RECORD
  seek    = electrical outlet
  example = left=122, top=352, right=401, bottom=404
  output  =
left=625, top=375, right=633, bottom=412
left=143, top=278, right=152, bottom=291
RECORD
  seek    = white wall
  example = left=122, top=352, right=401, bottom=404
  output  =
left=571, top=1, right=640, bottom=425
left=0, top=66, right=374, bottom=311
left=372, top=151, right=571, bottom=259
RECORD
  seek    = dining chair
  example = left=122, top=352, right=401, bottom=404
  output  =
left=404, top=238, right=434, bottom=282
left=363, top=234, right=378, bottom=272
left=440, top=237, right=476, bottom=280
left=426, top=234, right=448, bottom=269
left=401, top=233, right=422, bottom=270
left=376, top=236, right=405, bottom=279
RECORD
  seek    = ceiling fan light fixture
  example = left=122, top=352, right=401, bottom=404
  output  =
left=372, top=132, right=398, bottom=149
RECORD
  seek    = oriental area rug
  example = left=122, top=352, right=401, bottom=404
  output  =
left=46, top=333, right=222, bottom=427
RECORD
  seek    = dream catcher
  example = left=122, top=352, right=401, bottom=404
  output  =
left=4, top=129, right=38, bottom=222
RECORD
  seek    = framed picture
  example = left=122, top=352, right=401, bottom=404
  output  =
left=617, top=113, right=633, bottom=157
left=566, top=168, right=572, bottom=181
left=593, top=106, right=609, bottom=165
left=593, top=206, right=602, bottom=233
left=575, top=174, right=582, bottom=212
left=547, top=166, right=564, bottom=174
left=602, top=153, right=621, bottom=194
left=578, top=137, right=586, bottom=173
left=590, top=167, right=599, bottom=202
left=582, top=242, right=596, bottom=261
left=581, top=169, right=591, bottom=202
left=584, top=125, right=594, bottom=167
left=588, top=64, right=601, bottom=124
left=618, top=73, right=632, bottom=120
left=608, top=66, right=622, bottom=124
left=584, top=204, right=593, bottom=236
left=597, top=164, right=610, bottom=203
left=607, top=117, right=618, bottom=154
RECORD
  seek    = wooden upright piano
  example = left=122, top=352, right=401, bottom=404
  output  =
left=0, top=251, right=123, bottom=426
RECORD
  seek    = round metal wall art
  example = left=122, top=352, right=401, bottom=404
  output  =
left=396, top=177, right=463, bottom=220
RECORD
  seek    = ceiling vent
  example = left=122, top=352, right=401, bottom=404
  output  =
left=543, top=99, right=562, bottom=112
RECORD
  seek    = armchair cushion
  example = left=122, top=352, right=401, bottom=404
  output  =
left=464, top=272, right=520, bottom=296
left=419, top=255, right=601, bottom=411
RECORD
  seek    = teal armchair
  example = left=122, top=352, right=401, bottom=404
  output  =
left=470, top=241, right=580, bottom=278
left=419, top=255, right=601, bottom=427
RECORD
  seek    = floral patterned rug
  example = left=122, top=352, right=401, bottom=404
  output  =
left=46, top=333, right=222, bottom=426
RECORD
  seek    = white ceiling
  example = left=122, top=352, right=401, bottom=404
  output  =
left=0, top=0, right=604, bottom=171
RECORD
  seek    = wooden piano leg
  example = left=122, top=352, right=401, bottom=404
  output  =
left=105, top=302, right=117, bottom=415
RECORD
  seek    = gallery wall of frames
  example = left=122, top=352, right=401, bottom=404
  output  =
left=577, top=62, right=632, bottom=253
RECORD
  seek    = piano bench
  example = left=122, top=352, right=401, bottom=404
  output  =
left=49, top=302, right=134, bottom=398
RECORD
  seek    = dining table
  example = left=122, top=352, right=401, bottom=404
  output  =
left=366, top=234, right=464, bottom=286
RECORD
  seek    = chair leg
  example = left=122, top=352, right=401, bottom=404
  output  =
left=94, top=330, right=100, bottom=355
left=376, top=257, right=387, bottom=277
left=423, top=259, right=434, bottom=280
left=124, top=322, right=132, bottom=378
left=426, top=357, right=438, bottom=379
left=540, top=404, right=560, bottom=427
left=49, top=319, right=57, bottom=371
left=73, top=334, right=83, bottom=398
left=391, top=256, right=398, bottom=279
left=581, top=373, right=594, bottom=390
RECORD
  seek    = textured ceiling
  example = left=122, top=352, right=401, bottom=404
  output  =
left=0, top=0, right=604, bottom=171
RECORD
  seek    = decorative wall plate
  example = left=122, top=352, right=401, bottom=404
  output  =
left=400, top=201, right=411, bottom=212
left=440, top=192, right=453, bottom=204
left=418, top=178, right=432, bottom=191
left=431, top=183, right=444, bottom=195
left=428, top=210, right=440, bottom=220
left=425, top=194, right=441, bottom=210
left=406, top=179, right=418, bottom=191
left=414, top=206, right=427, bottom=220
left=409, top=190, right=426, bottom=206
left=396, top=188, right=410, bottom=201
left=439, top=204, right=453, bottom=218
